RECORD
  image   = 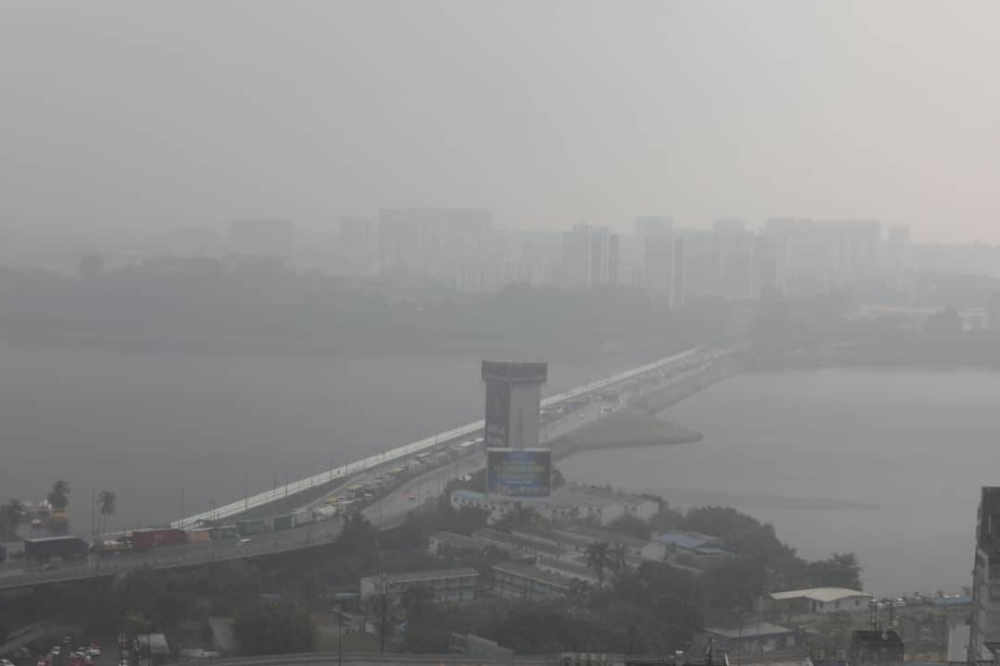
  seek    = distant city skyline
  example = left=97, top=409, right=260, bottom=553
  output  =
left=5, top=2, right=1000, bottom=243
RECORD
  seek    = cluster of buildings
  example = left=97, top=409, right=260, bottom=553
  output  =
left=160, top=213, right=913, bottom=303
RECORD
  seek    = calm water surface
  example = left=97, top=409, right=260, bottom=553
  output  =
left=560, top=367, right=1000, bottom=597
left=0, top=342, right=651, bottom=533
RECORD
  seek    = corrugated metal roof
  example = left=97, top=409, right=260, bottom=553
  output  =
left=705, top=622, right=793, bottom=639
left=654, top=532, right=710, bottom=550
left=770, top=587, right=871, bottom=603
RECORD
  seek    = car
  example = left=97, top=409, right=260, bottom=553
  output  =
left=407, top=495, right=417, bottom=502
left=88, top=646, right=101, bottom=657
left=61, top=636, right=73, bottom=646
left=2, top=658, right=16, bottom=666
left=235, top=538, right=252, bottom=546
left=50, top=647, right=60, bottom=656
left=119, top=660, right=129, bottom=666
left=36, top=659, right=49, bottom=666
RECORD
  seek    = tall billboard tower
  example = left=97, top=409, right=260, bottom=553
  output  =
left=481, top=361, right=547, bottom=450
left=482, top=360, right=550, bottom=498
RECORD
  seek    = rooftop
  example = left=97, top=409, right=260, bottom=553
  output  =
left=705, top=622, right=794, bottom=639
left=473, top=529, right=565, bottom=557
left=535, top=559, right=600, bottom=581
left=771, top=588, right=872, bottom=603
left=511, top=526, right=594, bottom=549
left=655, top=532, right=713, bottom=550
left=492, top=562, right=574, bottom=590
left=429, top=531, right=483, bottom=550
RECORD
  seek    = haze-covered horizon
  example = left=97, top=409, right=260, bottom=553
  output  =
left=5, top=1, right=1000, bottom=242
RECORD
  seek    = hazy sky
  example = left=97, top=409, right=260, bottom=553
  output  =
left=3, top=1, right=1000, bottom=242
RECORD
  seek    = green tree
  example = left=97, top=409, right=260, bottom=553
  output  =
left=209, top=561, right=263, bottom=614
left=607, top=514, right=652, bottom=540
left=233, top=600, right=316, bottom=655
left=341, top=511, right=376, bottom=551
left=97, top=490, right=117, bottom=536
left=805, top=552, right=862, bottom=589
left=699, top=557, right=767, bottom=624
left=0, top=500, right=25, bottom=540
left=47, top=480, right=70, bottom=510
left=586, top=541, right=613, bottom=586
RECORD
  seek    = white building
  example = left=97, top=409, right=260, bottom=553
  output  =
left=359, top=568, right=479, bottom=603
left=770, top=587, right=874, bottom=614
left=377, top=208, right=492, bottom=284
left=450, top=488, right=631, bottom=527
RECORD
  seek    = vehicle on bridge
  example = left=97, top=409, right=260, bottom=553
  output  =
left=24, top=537, right=89, bottom=563
left=130, top=528, right=188, bottom=551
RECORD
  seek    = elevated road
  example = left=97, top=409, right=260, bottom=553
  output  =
left=0, top=347, right=728, bottom=590
left=172, top=347, right=705, bottom=530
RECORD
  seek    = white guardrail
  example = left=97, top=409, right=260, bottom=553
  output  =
left=172, top=347, right=704, bottom=530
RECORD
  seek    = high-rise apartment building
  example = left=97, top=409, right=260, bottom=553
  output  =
left=969, top=487, right=1000, bottom=663
left=560, top=224, right=620, bottom=288
left=714, top=219, right=758, bottom=300
left=678, top=229, right=716, bottom=301
left=635, top=217, right=676, bottom=305
left=339, top=216, right=374, bottom=253
left=377, top=208, right=492, bottom=284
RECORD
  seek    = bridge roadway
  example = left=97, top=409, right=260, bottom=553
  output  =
left=195, top=652, right=553, bottom=666
left=0, top=347, right=718, bottom=590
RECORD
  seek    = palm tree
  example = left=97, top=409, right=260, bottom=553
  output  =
left=47, top=481, right=70, bottom=511
left=585, top=541, right=613, bottom=586
left=97, top=490, right=117, bottom=537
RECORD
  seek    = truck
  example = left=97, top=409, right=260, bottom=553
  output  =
left=186, top=528, right=213, bottom=544
left=270, top=514, right=294, bottom=532
left=91, top=540, right=128, bottom=554
left=210, top=525, right=239, bottom=541
left=236, top=519, right=266, bottom=537
left=130, top=528, right=188, bottom=550
left=24, top=536, right=89, bottom=562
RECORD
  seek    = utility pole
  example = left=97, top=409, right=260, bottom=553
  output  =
left=379, top=571, right=387, bottom=654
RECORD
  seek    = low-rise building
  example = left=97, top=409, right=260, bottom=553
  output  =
left=697, top=622, right=804, bottom=655
left=359, top=568, right=479, bottom=603
left=449, top=488, right=644, bottom=527
left=511, top=526, right=595, bottom=555
left=492, top=562, right=577, bottom=600
left=564, top=525, right=650, bottom=558
left=646, top=532, right=735, bottom=562
left=770, top=587, right=874, bottom=614
left=472, top=528, right=569, bottom=562
left=564, top=485, right=659, bottom=522
left=534, top=559, right=602, bottom=587
left=428, top=531, right=485, bottom=556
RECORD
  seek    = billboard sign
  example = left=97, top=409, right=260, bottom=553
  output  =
left=487, top=449, right=552, bottom=497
